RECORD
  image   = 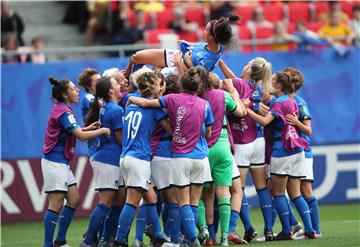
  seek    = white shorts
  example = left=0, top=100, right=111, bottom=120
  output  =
left=232, top=156, right=241, bottom=180
left=234, top=137, right=265, bottom=168
left=164, top=49, right=179, bottom=67
left=151, top=156, right=172, bottom=190
left=120, top=156, right=151, bottom=191
left=41, top=158, right=77, bottom=193
left=91, top=160, right=124, bottom=191
left=171, top=157, right=211, bottom=186
left=270, top=151, right=306, bottom=178
left=301, top=157, right=314, bottom=182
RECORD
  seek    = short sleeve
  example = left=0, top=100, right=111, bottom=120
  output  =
left=224, top=91, right=237, bottom=112
left=112, top=107, right=124, bottom=130
left=158, top=96, right=167, bottom=108
left=269, top=101, right=282, bottom=118
left=59, top=112, right=79, bottom=133
left=298, top=102, right=311, bottom=121
left=204, top=101, right=214, bottom=127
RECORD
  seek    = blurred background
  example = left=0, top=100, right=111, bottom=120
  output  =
left=1, top=0, right=360, bottom=224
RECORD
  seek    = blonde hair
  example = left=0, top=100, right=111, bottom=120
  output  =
left=249, top=57, right=272, bottom=94
left=137, top=72, right=161, bottom=98
left=130, top=66, right=153, bottom=88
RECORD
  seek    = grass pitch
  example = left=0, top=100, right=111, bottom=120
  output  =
left=2, top=203, right=360, bottom=247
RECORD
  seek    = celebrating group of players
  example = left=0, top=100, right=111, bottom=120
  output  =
left=41, top=13, right=320, bottom=247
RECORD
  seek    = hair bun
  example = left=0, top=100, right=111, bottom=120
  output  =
left=49, top=76, right=58, bottom=86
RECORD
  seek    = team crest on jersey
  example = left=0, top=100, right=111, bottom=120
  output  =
left=67, top=114, right=76, bottom=124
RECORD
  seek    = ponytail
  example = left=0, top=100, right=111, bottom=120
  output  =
left=49, top=76, right=70, bottom=102
left=211, top=13, right=240, bottom=46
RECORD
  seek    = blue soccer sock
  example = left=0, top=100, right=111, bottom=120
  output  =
left=84, top=203, right=109, bottom=245
left=102, top=205, right=122, bottom=242
left=56, top=205, right=75, bottom=242
left=180, top=204, right=197, bottom=242
left=157, top=192, right=164, bottom=217
left=116, top=203, right=136, bottom=243
left=191, top=205, right=199, bottom=226
left=286, top=197, right=299, bottom=226
left=208, top=224, right=216, bottom=241
left=44, top=209, right=59, bottom=247
left=306, top=196, right=320, bottom=234
left=274, top=195, right=290, bottom=234
left=145, top=203, right=163, bottom=238
left=135, top=205, right=147, bottom=241
left=292, top=196, right=314, bottom=233
left=162, top=201, right=169, bottom=231
left=240, top=188, right=252, bottom=231
left=166, top=203, right=180, bottom=243
left=229, top=210, right=240, bottom=233
left=271, top=199, right=278, bottom=228
left=213, top=199, right=219, bottom=236
left=256, top=187, right=273, bottom=231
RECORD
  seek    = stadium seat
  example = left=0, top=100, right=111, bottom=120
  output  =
left=288, top=2, right=311, bottom=23
left=254, top=26, right=273, bottom=51
left=313, top=1, right=329, bottom=21
left=177, top=31, right=198, bottom=43
left=155, top=9, right=174, bottom=29
left=144, top=29, right=175, bottom=44
left=262, top=4, right=284, bottom=23
left=340, top=1, right=355, bottom=18
left=306, top=22, right=323, bottom=32
left=237, top=25, right=252, bottom=52
left=235, top=6, right=254, bottom=25
left=287, top=23, right=296, bottom=34
left=184, top=7, right=207, bottom=28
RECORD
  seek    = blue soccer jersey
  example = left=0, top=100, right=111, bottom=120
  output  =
left=43, top=112, right=79, bottom=165
left=92, top=102, right=124, bottom=166
left=155, top=130, right=172, bottom=158
left=159, top=97, right=214, bottom=159
left=179, top=41, right=224, bottom=72
left=121, top=102, right=167, bottom=161
left=269, top=95, right=303, bottom=158
left=81, top=92, right=95, bottom=121
left=119, top=91, right=141, bottom=109
left=295, top=95, right=313, bottom=158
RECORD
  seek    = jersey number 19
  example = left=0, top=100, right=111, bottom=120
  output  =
left=125, top=111, right=142, bottom=139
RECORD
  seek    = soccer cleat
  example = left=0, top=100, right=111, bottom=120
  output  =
left=315, top=233, right=322, bottom=238
left=197, top=225, right=209, bottom=245
left=228, top=232, right=248, bottom=244
left=264, top=229, right=274, bottom=242
left=204, top=239, right=217, bottom=246
left=132, top=239, right=144, bottom=247
left=112, top=240, right=129, bottom=247
left=144, top=225, right=155, bottom=241
left=243, top=227, right=257, bottom=243
left=79, top=242, right=91, bottom=247
left=291, top=222, right=303, bottom=238
left=220, top=233, right=229, bottom=246
left=54, top=240, right=71, bottom=247
left=304, top=231, right=317, bottom=239
left=189, top=239, right=201, bottom=247
left=273, top=231, right=293, bottom=241
left=98, top=240, right=113, bottom=247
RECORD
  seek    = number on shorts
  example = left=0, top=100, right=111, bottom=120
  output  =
left=124, top=111, right=142, bottom=139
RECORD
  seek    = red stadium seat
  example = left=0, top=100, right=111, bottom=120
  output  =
left=128, top=10, right=153, bottom=28
left=184, top=7, right=206, bottom=28
left=144, top=29, right=175, bottom=44
left=235, top=6, right=254, bottom=25
left=288, top=2, right=311, bottom=23
left=155, top=9, right=174, bottom=29
left=313, top=1, right=329, bottom=21
left=306, top=22, right=323, bottom=32
left=254, top=26, right=273, bottom=51
left=177, top=31, right=198, bottom=43
left=340, top=1, right=355, bottom=18
left=237, top=25, right=252, bottom=52
left=287, top=23, right=296, bottom=34
left=262, top=4, right=284, bottom=23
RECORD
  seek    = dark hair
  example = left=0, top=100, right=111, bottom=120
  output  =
left=164, top=75, right=180, bottom=95
left=137, top=72, right=161, bottom=98
left=283, top=67, right=304, bottom=92
left=196, top=66, right=210, bottom=98
left=49, top=76, right=70, bottom=102
left=85, top=76, right=113, bottom=126
left=78, top=68, right=100, bottom=93
left=210, top=14, right=240, bottom=46
left=275, top=72, right=294, bottom=94
left=181, top=67, right=202, bottom=94
left=353, top=5, right=360, bottom=12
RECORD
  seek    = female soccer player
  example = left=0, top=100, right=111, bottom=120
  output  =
left=246, top=71, right=315, bottom=240
left=42, top=76, right=110, bottom=247
left=80, top=76, right=125, bottom=246
left=128, top=67, right=214, bottom=246
left=78, top=68, right=101, bottom=158
left=284, top=67, right=321, bottom=238
left=219, top=57, right=274, bottom=242
left=197, top=68, right=247, bottom=246
left=128, top=14, right=240, bottom=75
left=113, top=72, right=172, bottom=247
